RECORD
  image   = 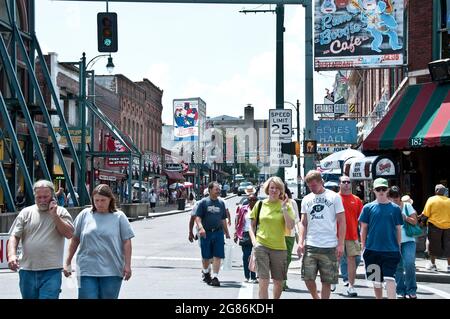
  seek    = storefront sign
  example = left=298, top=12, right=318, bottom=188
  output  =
left=99, top=174, right=116, bottom=182
left=373, top=157, right=397, bottom=178
left=315, top=120, right=357, bottom=144
left=164, top=163, right=183, bottom=172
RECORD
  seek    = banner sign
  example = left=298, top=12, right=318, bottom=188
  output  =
left=173, top=99, right=200, bottom=141
left=314, top=0, right=405, bottom=70
left=315, top=120, right=357, bottom=144
left=315, top=103, right=349, bottom=114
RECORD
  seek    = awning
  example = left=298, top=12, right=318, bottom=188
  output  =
left=362, top=82, right=450, bottom=150
left=162, top=170, right=185, bottom=181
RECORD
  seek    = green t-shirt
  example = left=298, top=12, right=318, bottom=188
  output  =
left=250, top=199, right=294, bottom=250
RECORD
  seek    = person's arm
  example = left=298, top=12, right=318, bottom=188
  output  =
left=396, top=224, right=402, bottom=248
left=226, top=208, right=231, bottom=226
left=123, top=239, right=132, bottom=280
left=195, top=216, right=206, bottom=238
left=360, top=222, right=368, bottom=251
left=222, top=219, right=230, bottom=239
left=49, top=204, right=74, bottom=239
left=7, top=235, right=20, bottom=271
left=297, top=213, right=308, bottom=256
left=63, top=236, right=80, bottom=277
left=282, top=195, right=295, bottom=230
left=249, top=219, right=257, bottom=246
left=188, top=215, right=196, bottom=242
left=336, top=212, right=346, bottom=258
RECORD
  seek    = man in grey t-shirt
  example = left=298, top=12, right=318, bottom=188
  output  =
left=8, top=180, right=74, bottom=299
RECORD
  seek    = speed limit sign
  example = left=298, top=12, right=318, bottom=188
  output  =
left=269, top=109, right=292, bottom=167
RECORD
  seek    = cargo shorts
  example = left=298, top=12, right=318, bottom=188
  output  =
left=301, top=245, right=338, bottom=284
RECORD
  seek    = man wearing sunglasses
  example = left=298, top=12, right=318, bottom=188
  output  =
left=359, top=178, right=403, bottom=299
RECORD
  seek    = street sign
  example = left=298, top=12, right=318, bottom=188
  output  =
left=269, top=109, right=292, bottom=167
left=315, top=104, right=349, bottom=114
left=269, top=109, right=292, bottom=138
left=270, top=138, right=292, bottom=167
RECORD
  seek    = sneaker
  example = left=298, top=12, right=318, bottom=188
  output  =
left=406, top=294, right=417, bottom=299
left=210, top=277, right=220, bottom=287
left=346, top=286, right=358, bottom=297
left=202, top=272, right=212, bottom=284
left=330, top=284, right=336, bottom=292
left=397, top=294, right=406, bottom=299
left=251, top=279, right=259, bottom=284
left=343, top=280, right=349, bottom=287
left=425, top=262, right=438, bottom=271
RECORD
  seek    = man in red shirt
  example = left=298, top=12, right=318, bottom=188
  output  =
left=339, top=175, right=363, bottom=297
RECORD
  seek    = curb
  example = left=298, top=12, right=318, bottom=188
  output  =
left=145, top=194, right=239, bottom=218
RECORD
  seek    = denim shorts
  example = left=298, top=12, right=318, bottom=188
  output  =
left=19, top=268, right=62, bottom=299
left=78, top=276, right=123, bottom=299
left=200, top=230, right=225, bottom=259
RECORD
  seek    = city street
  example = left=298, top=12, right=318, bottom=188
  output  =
left=0, top=195, right=449, bottom=300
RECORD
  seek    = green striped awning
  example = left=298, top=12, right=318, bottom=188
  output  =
left=362, top=82, right=450, bottom=150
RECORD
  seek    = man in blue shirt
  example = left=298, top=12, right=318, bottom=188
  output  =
left=359, top=178, right=403, bottom=299
left=195, top=181, right=231, bottom=287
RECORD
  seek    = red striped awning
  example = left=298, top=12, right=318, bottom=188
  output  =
left=362, top=82, right=450, bottom=151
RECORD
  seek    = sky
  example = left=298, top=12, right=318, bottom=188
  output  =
left=36, top=0, right=335, bottom=127
left=36, top=1, right=336, bottom=180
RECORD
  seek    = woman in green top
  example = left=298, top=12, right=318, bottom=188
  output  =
left=249, top=176, right=295, bottom=299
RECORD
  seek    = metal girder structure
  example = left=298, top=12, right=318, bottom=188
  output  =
left=0, top=0, right=81, bottom=210
left=86, top=101, right=142, bottom=203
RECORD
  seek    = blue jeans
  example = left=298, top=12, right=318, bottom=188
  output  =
left=241, top=244, right=256, bottom=280
left=19, top=268, right=62, bottom=299
left=340, top=250, right=361, bottom=282
left=78, top=276, right=123, bottom=299
left=395, top=241, right=417, bottom=295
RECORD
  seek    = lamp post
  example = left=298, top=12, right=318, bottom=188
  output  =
left=284, top=99, right=301, bottom=198
left=77, top=52, right=115, bottom=206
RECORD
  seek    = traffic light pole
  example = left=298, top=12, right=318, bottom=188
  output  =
left=296, top=99, right=301, bottom=197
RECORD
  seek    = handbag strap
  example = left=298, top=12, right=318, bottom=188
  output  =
left=255, top=200, right=263, bottom=235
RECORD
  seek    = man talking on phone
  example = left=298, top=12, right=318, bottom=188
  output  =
left=7, top=180, right=74, bottom=299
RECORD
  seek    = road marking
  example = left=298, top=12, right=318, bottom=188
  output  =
left=417, top=284, right=450, bottom=299
left=238, top=282, right=254, bottom=299
left=133, top=256, right=200, bottom=261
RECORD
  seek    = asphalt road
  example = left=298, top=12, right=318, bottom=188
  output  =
left=0, top=195, right=449, bottom=300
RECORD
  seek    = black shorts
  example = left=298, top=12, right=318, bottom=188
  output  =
left=363, top=249, right=401, bottom=283
left=150, top=202, right=156, bottom=208
left=428, top=223, right=450, bottom=257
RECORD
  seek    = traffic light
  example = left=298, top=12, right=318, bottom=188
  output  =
left=281, top=141, right=300, bottom=157
left=97, top=12, right=118, bottom=52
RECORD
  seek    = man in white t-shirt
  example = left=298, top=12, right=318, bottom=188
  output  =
left=297, top=170, right=346, bottom=299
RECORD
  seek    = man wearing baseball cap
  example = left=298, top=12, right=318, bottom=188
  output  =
left=359, top=178, right=403, bottom=299
left=422, top=184, right=450, bottom=272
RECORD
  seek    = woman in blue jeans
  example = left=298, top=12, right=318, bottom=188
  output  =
left=63, top=184, right=135, bottom=299
left=388, top=188, right=418, bottom=299
left=234, top=192, right=258, bottom=282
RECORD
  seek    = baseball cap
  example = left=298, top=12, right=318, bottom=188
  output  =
left=373, top=178, right=388, bottom=189
left=435, top=184, right=447, bottom=195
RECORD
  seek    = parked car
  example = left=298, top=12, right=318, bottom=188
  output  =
left=237, top=181, right=253, bottom=196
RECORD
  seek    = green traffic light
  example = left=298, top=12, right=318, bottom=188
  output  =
left=104, top=39, right=112, bottom=46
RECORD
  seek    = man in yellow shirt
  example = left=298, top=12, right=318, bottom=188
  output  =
left=422, top=184, right=450, bottom=272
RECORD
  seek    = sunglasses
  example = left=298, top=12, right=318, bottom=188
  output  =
left=374, top=187, right=388, bottom=192
left=341, top=181, right=351, bottom=184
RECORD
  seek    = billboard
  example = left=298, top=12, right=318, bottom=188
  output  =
left=315, top=120, right=357, bottom=144
left=314, top=0, right=405, bottom=70
left=173, top=99, right=200, bottom=141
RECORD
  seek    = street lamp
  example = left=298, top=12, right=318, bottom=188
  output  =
left=86, top=53, right=115, bottom=74
left=284, top=99, right=301, bottom=198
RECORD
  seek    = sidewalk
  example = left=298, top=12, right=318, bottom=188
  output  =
left=145, top=193, right=238, bottom=218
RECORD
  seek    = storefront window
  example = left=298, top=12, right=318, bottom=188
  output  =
left=440, top=0, right=450, bottom=58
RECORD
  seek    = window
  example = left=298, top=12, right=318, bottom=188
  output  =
left=440, top=0, right=450, bottom=58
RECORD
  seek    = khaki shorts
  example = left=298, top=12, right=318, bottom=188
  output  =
left=301, top=245, right=338, bottom=284
left=254, top=243, right=288, bottom=281
left=345, top=240, right=361, bottom=257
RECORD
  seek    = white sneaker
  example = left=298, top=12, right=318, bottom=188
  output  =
left=425, top=262, right=438, bottom=271
left=346, top=286, right=358, bottom=297
left=343, top=280, right=349, bottom=287
left=330, top=284, right=336, bottom=292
